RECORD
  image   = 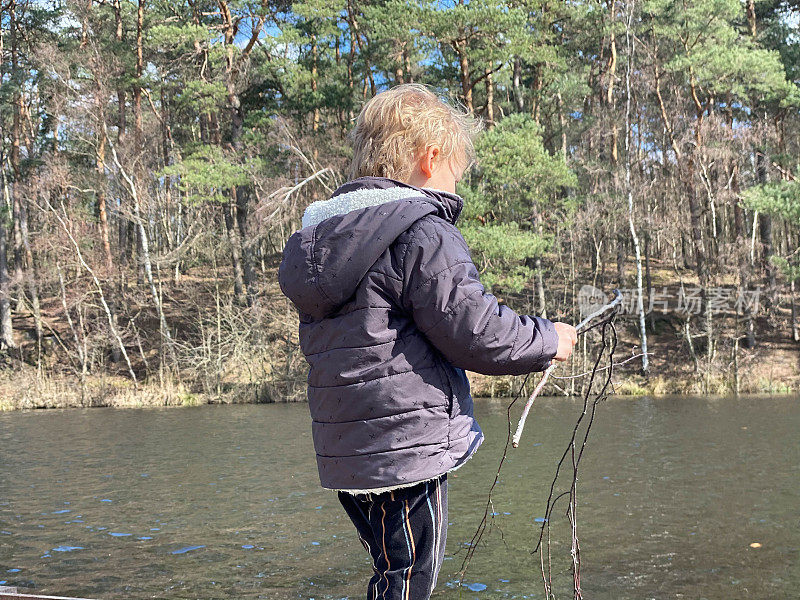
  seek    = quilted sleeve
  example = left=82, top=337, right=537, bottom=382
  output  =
left=399, top=217, right=559, bottom=376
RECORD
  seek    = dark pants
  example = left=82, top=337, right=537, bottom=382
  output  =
left=338, top=474, right=448, bottom=600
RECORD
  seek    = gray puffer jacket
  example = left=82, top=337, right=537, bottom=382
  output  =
left=278, top=176, right=559, bottom=493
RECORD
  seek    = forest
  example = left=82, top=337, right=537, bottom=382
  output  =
left=0, top=0, right=798, bottom=409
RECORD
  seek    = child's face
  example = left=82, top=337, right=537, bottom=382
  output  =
left=408, top=146, right=466, bottom=194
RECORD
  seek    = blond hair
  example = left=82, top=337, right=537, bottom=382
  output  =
left=347, top=83, right=483, bottom=182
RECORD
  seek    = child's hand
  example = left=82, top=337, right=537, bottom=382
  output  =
left=552, top=322, right=577, bottom=362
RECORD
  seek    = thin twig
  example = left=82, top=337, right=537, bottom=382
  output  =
left=550, top=352, right=647, bottom=380
left=456, top=372, right=531, bottom=586
left=534, top=319, right=618, bottom=600
left=512, top=290, right=623, bottom=447
left=459, top=293, right=622, bottom=593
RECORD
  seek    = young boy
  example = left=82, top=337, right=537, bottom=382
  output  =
left=278, top=83, right=577, bottom=600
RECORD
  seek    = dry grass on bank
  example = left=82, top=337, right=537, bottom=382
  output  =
left=468, top=311, right=799, bottom=398
left=0, top=261, right=797, bottom=410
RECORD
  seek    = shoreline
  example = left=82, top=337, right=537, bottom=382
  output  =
left=1, top=368, right=795, bottom=412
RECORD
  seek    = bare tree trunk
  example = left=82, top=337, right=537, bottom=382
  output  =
left=225, top=200, right=246, bottom=305
left=512, top=56, right=524, bottom=111
left=0, top=17, right=14, bottom=350
left=8, top=1, right=41, bottom=349
left=106, top=127, right=174, bottom=355
left=791, top=279, right=799, bottom=343
left=218, top=0, right=264, bottom=306
left=728, top=127, right=756, bottom=347
left=10, top=196, right=22, bottom=307
left=0, top=164, right=15, bottom=349
left=347, top=5, right=375, bottom=96
left=58, top=264, right=87, bottom=399
left=113, top=0, right=127, bottom=140
left=311, top=34, right=320, bottom=139
left=235, top=186, right=256, bottom=305
left=606, top=0, right=618, bottom=163
left=684, top=315, right=699, bottom=373
left=18, top=187, right=42, bottom=345
left=556, top=91, right=567, bottom=158
left=535, top=257, right=547, bottom=319
left=645, top=230, right=653, bottom=330
left=756, top=150, right=776, bottom=305
left=95, top=93, right=114, bottom=273
left=485, top=68, right=495, bottom=127
left=531, top=63, right=542, bottom=123
left=454, top=39, right=473, bottom=112
left=124, top=0, right=146, bottom=289
left=623, top=0, right=648, bottom=374
left=134, top=0, right=144, bottom=145
left=394, top=46, right=405, bottom=85
left=755, top=191, right=776, bottom=252
left=747, top=6, right=777, bottom=309
left=685, top=168, right=707, bottom=285
left=605, top=0, right=617, bottom=106
left=746, top=0, right=757, bottom=38
left=403, top=47, right=412, bottom=83
left=9, top=0, right=24, bottom=307
left=346, top=0, right=356, bottom=121
left=45, top=194, right=137, bottom=385
left=616, top=233, right=625, bottom=285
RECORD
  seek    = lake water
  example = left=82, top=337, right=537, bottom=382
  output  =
left=1, top=396, right=798, bottom=599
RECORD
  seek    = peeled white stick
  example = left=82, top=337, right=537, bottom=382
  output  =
left=511, top=364, right=556, bottom=448
left=512, top=290, right=623, bottom=448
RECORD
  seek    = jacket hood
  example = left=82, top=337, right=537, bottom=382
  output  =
left=278, top=176, right=464, bottom=320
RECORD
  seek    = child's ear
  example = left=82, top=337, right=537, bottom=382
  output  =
left=419, top=146, right=440, bottom=178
